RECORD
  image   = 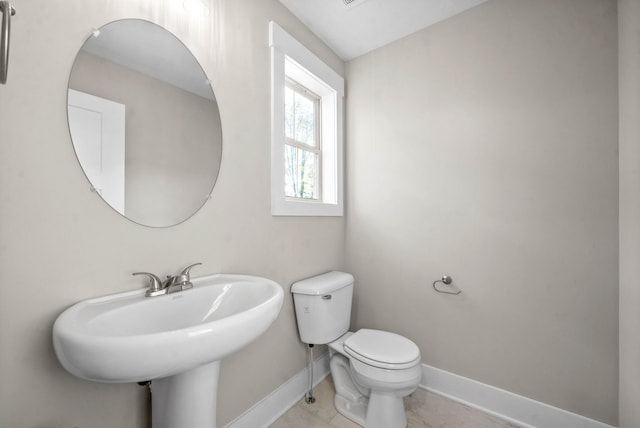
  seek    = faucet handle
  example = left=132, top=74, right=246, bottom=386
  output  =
left=180, top=263, right=202, bottom=278
left=132, top=272, right=164, bottom=295
left=174, top=263, right=202, bottom=291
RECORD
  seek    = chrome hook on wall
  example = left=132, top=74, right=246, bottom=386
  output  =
left=432, top=275, right=462, bottom=295
left=0, top=1, right=16, bottom=85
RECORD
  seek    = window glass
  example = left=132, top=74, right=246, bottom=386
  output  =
left=284, top=81, right=320, bottom=200
left=284, top=145, right=319, bottom=199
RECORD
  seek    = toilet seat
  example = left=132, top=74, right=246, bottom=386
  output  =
left=343, top=329, right=420, bottom=370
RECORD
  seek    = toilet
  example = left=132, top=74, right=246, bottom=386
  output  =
left=291, top=271, right=422, bottom=428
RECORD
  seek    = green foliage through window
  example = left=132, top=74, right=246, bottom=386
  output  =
left=284, top=80, right=320, bottom=200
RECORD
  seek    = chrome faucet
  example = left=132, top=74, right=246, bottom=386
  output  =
left=133, top=263, right=202, bottom=297
left=164, top=263, right=202, bottom=294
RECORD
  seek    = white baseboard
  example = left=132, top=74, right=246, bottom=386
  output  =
left=225, top=356, right=616, bottom=428
left=421, top=364, right=617, bottom=428
left=224, top=353, right=331, bottom=428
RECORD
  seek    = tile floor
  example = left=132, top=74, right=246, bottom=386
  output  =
left=270, top=376, right=522, bottom=428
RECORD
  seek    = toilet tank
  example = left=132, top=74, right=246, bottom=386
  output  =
left=291, top=271, right=354, bottom=345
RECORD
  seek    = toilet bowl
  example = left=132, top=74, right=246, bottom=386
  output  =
left=328, top=330, right=422, bottom=428
left=291, top=272, right=422, bottom=428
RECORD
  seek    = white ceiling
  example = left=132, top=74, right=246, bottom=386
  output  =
left=278, top=0, right=488, bottom=61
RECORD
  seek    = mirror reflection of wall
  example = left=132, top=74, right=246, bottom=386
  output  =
left=67, top=19, right=223, bottom=227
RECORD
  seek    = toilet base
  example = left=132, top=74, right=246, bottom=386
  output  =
left=334, top=394, right=367, bottom=427
left=330, top=352, right=413, bottom=428
left=335, top=392, right=407, bottom=428
left=365, top=391, right=407, bottom=428
left=331, top=352, right=368, bottom=426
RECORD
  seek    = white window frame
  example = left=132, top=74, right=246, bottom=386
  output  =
left=270, top=21, right=344, bottom=216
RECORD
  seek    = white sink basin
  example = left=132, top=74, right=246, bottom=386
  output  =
left=53, top=273, right=284, bottom=383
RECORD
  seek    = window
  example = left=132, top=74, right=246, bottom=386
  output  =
left=270, top=21, right=344, bottom=216
left=284, top=79, right=321, bottom=200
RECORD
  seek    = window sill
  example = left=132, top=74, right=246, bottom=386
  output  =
left=272, top=198, right=343, bottom=217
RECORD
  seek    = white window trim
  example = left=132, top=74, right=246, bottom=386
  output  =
left=270, top=21, right=345, bottom=216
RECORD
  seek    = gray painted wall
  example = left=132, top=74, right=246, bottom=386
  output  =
left=0, top=0, right=344, bottom=427
left=618, top=0, right=640, bottom=426
left=345, top=0, right=618, bottom=424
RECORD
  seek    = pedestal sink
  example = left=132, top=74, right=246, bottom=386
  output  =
left=52, top=273, right=284, bottom=428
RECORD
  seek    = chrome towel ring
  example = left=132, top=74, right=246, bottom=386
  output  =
left=0, top=1, right=16, bottom=85
left=432, top=275, right=462, bottom=295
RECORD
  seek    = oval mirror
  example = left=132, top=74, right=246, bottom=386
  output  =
left=67, top=19, right=222, bottom=227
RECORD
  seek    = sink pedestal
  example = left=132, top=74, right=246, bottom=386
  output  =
left=151, top=361, right=220, bottom=428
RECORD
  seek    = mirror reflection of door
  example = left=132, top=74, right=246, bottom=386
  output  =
left=68, top=89, right=125, bottom=214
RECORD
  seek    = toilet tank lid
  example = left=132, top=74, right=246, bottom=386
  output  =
left=291, top=271, right=354, bottom=295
